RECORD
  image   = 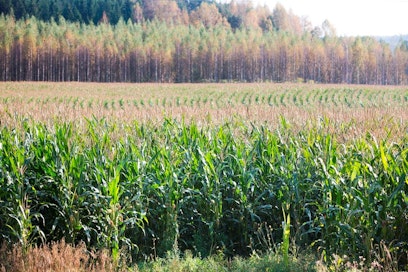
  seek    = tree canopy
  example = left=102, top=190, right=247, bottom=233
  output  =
left=0, top=1, right=407, bottom=84
left=0, top=0, right=299, bottom=31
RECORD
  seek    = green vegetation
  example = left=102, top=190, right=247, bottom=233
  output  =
left=0, top=83, right=407, bottom=271
left=0, top=0, right=224, bottom=24
left=0, top=117, right=407, bottom=270
left=1, top=1, right=407, bottom=269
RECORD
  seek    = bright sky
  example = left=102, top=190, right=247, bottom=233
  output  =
left=253, top=0, right=408, bottom=36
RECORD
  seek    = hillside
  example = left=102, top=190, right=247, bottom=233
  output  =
left=376, top=35, right=408, bottom=50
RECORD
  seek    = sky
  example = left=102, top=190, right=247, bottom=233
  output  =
left=252, top=0, right=408, bottom=36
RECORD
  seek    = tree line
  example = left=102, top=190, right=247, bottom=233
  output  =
left=1, top=0, right=227, bottom=25
left=0, top=3, right=407, bottom=84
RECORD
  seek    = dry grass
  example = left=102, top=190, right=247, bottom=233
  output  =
left=0, top=240, right=125, bottom=272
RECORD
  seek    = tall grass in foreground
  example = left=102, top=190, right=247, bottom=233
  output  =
left=0, top=117, right=407, bottom=270
left=0, top=241, right=317, bottom=272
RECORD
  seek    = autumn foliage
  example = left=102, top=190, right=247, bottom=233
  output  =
left=0, top=1, right=407, bottom=84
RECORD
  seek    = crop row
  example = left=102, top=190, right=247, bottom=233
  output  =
left=1, top=84, right=408, bottom=143
left=0, top=118, right=407, bottom=268
left=1, top=86, right=408, bottom=110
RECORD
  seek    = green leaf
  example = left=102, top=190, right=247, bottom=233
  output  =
left=380, top=141, right=389, bottom=172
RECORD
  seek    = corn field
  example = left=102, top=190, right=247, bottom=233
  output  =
left=0, top=83, right=407, bottom=269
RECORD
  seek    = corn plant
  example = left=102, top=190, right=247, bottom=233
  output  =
left=0, top=116, right=407, bottom=269
left=0, top=124, right=45, bottom=252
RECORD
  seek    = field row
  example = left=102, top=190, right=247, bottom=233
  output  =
left=1, top=83, right=408, bottom=108
left=1, top=83, right=408, bottom=141
left=1, top=82, right=408, bottom=269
